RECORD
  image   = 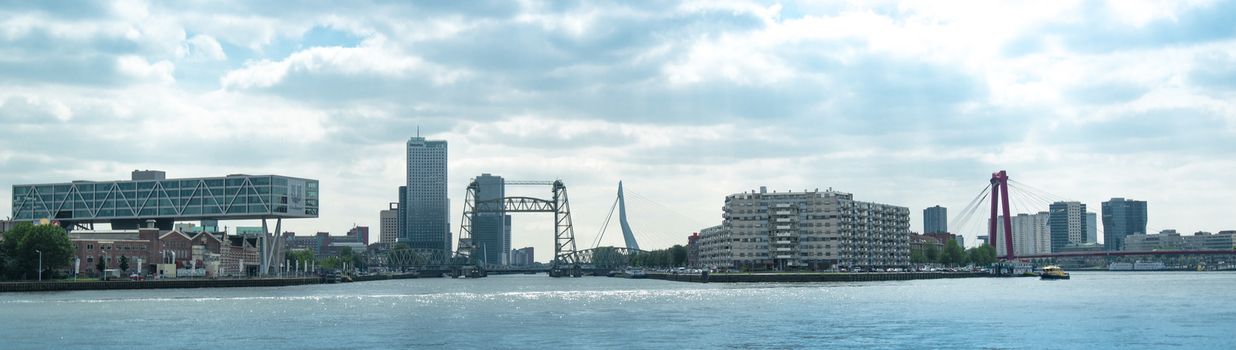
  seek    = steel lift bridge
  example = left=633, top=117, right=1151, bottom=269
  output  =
left=455, top=180, right=583, bottom=277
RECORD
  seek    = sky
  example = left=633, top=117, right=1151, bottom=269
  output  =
left=2, top=1, right=1235, bottom=260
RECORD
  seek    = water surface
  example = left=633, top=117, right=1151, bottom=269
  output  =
left=2, top=272, right=1233, bottom=349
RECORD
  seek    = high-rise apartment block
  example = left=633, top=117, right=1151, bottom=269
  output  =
left=994, top=212, right=1051, bottom=256
left=402, top=136, right=450, bottom=252
left=1049, top=201, right=1087, bottom=252
left=702, top=186, right=910, bottom=270
left=510, top=247, right=535, bottom=266
left=1102, top=198, right=1148, bottom=251
left=923, top=205, right=947, bottom=234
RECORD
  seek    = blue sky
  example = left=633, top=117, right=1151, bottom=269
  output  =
left=1, top=1, right=1234, bottom=258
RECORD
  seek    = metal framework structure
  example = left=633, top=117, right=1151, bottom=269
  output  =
left=11, top=174, right=317, bottom=276
left=11, top=175, right=318, bottom=229
left=989, top=170, right=1016, bottom=260
left=387, top=248, right=453, bottom=270
left=456, top=179, right=579, bottom=275
left=574, top=246, right=642, bottom=269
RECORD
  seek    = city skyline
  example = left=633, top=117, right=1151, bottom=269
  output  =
left=3, top=2, right=1236, bottom=260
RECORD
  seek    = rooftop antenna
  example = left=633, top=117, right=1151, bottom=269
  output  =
left=417, top=126, right=420, bottom=138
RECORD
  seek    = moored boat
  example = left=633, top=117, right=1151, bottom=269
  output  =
left=1041, top=265, right=1070, bottom=280
left=622, top=268, right=647, bottom=279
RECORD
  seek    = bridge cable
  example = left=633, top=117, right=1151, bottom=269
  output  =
left=622, top=188, right=706, bottom=249
left=590, top=196, right=621, bottom=249
left=1009, top=179, right=1069, bottom=204
left=949, top=183, right=991, bottom=237
left=625, top=188, right=707, bottom=229
left=1010, top=182, right=1058, bottom=212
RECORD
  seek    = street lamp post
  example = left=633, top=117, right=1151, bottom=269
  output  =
left=35, top=250, right=42, bottom=282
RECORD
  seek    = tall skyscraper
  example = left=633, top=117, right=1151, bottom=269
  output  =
left=397, top=186, right=407, bottom=245
left=923, top=205, right=948, bottom=234
left=380, top=204, right=398, bottom=244
left=403, top=136, right=450, bottom=252
left=1086, top=212, right=1097, bottom=244
left=1102, top=198, right=1148, bottom=251
left=472, top=173, right=511, bottom=266
left=1048, top=201, right=1086, bottom=253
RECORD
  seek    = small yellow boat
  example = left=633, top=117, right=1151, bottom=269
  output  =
left=1040, top=265, right=1070, bottom=280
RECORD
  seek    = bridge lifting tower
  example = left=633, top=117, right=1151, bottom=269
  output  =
left=456, top=179, right=581, bottom=277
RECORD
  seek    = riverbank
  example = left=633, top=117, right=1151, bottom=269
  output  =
left=646, top=271, right=989, bottom=283
left=0, top=273, right=420, bottom=293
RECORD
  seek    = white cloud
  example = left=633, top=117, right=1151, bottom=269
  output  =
left=1104, top=0, right=1216, bottom=27
left=184, top=34, right=226, bottom=61
left=0, top=95, right=73, bottom=121
left=220, top=37, right=467, bottom=89
left=1, top=1, right=1235, bottom=256
left=116, top=55, right=175, bottom=83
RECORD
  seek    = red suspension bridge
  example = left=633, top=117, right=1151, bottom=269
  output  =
left=952, top=170, right=1234, bottom=262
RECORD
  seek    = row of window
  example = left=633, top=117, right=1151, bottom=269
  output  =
left=14, top=204, right=299, bottom=219
left=14, top=177, right=307, bottom=194
left=85, top=244, right=147, bottom=251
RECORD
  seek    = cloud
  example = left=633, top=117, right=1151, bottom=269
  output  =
left=2, top=1, right=1236, bottom=257
left=0, top=95, right=73, bottom=122
left=184, top=34, right=227, bottom=61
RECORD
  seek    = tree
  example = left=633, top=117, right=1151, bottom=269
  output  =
left=333, top=247, right=366, bottom=271
left=2, top=223, right=74, bottom=280
left=0, top=243, right=6, bottom=280
left=631, top=248, right=676, bottom=268
left=287, top=250, right=316, bottom=265
left=924, top=244, right=940, bottom=263
left=119, top=255, right=129, bottom=272
left=670, top=245, right=688, bottom=267
left=940, top=239, right=964, bottom=266
left=319, top=256, right=344, bottom=270
left=968, top=244, right=997, bottom=266
left=96, top=255, right=106, bottom=275
left=910, top=248, right=927, bottom=264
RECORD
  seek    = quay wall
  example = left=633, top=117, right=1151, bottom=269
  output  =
left=0, top=277, right=322, bottom=292
left=647, top=272, right=988, bottom=283
left=0, top=273, right=421, bottom=293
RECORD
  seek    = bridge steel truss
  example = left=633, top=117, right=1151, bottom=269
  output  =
left=574, top=247, right=643, bottom=269
left=456, top=179, right=580, bottom=275
left=386, top=248, right=453, bottom=270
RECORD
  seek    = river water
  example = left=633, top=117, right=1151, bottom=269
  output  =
left=1, top=272, right=1234, bottom=349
